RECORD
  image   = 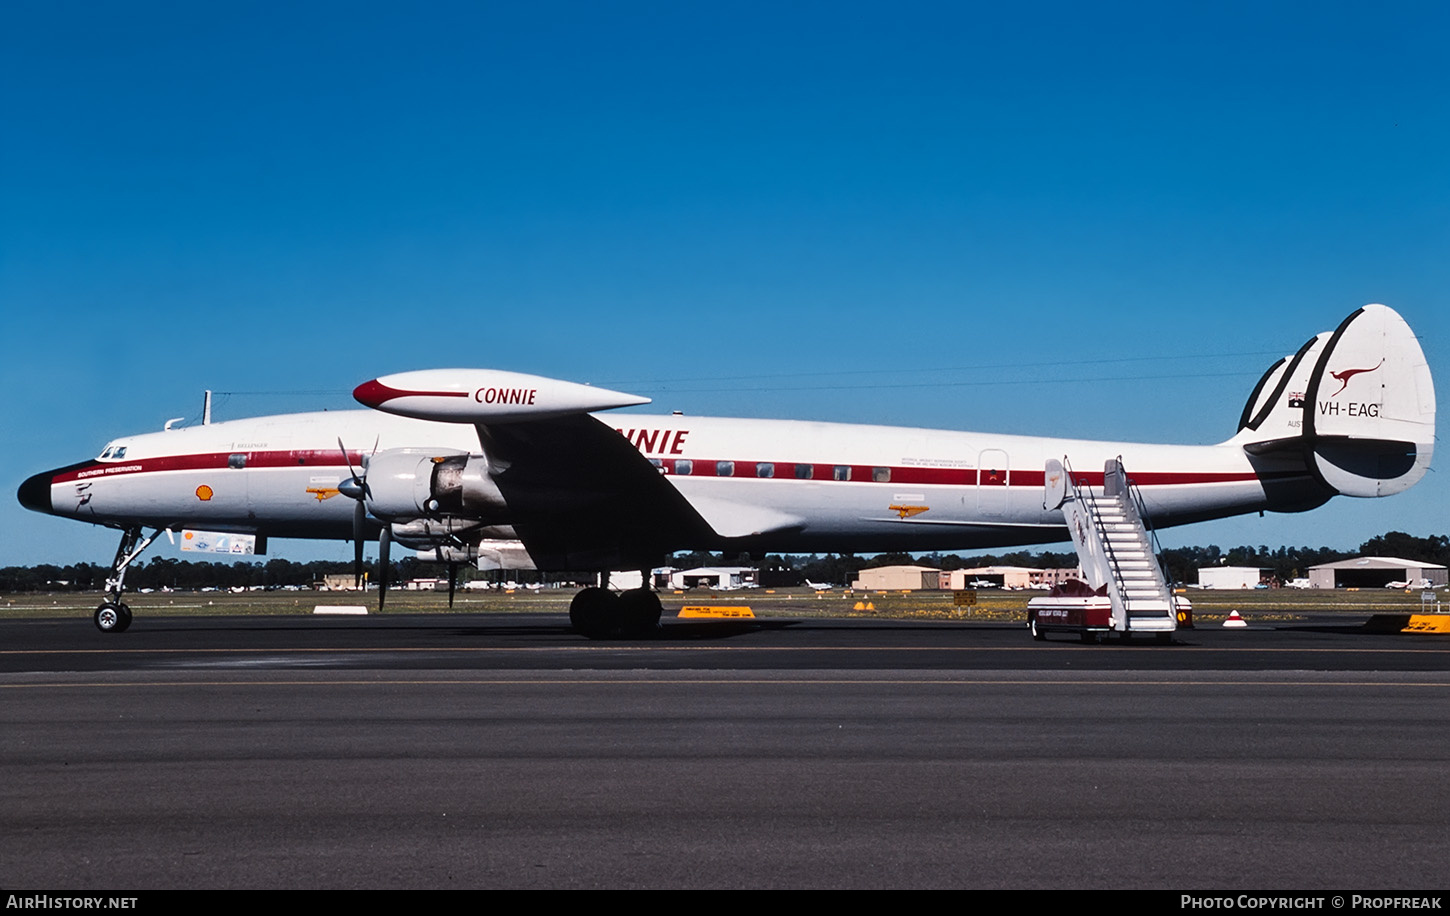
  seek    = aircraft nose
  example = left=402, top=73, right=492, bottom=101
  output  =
left=17, top=471, right=54, bottom=515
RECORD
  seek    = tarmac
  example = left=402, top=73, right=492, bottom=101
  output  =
left=3, top=612, right=1446, bottom=889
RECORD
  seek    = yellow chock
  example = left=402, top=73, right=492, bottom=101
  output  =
left=678, top=606, right=755, bottom=619
left=1405, top=615, right=1450, bottom=633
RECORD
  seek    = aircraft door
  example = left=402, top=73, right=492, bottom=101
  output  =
left=976, top=448, right=1010, bottom=516
left=223, top=450, right=253, bottom=519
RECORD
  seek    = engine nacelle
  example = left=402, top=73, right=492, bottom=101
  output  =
left=389, top=517, right=484, bottom=551
left=415, top=539, right=537, bottom=570
left=363, top=448, right=508, bottom=522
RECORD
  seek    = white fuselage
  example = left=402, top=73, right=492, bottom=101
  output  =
left=30, top=408, right=1295, bottom=554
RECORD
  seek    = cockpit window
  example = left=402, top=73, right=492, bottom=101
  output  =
left=98, top=445, right=127, bottom=460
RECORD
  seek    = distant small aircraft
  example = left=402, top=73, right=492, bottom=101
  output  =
left=19, top=304, right=1435, bottom=637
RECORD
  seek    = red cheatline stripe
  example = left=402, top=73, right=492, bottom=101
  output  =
left=47, top=450, right=1272, bottom=488
left=51, top=450, right=361, bottom=484
left=651, top=459, right=1260, bottom=486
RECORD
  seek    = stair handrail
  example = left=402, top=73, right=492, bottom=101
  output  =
left=1060, top=456, right=1134, bottom=620
left=1117, top=456, right=1177, bottom=596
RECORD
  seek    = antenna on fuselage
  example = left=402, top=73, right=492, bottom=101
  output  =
left=202, top=390, right=213, bottom=425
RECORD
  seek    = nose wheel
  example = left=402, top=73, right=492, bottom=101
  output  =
left=94, top=602, right=133, bottom=633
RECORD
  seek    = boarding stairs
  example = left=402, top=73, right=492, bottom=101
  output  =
left=1047, top=457, right=1177, bottom=636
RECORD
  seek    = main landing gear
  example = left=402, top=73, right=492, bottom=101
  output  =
left=568, top=572, right=663, bottom=639
left=93, top=526, right=163, bottom=633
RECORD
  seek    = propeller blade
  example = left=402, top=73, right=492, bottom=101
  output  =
left=378, top=525, right=391, bottom=612
left=338, top=437, right=360, bottom=481
left=447, top=562, right=458, bottom=608
left=353, top=500, right=365, bottom=589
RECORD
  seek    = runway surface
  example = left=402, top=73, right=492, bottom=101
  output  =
left=3, top=612, right=1447, bottom=889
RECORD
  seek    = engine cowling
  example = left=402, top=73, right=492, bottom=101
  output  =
left=363, top=448, right=508, bottom=522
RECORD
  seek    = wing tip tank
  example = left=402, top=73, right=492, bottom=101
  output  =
left=354, top=370, right=650, bottom=423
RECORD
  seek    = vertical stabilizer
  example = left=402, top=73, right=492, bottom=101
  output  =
left=1303, top=304, right=1436, bottom=496
left=1233, top=304, right=1435, bottom=498
left=1235, top=332, right=1331, bottom=441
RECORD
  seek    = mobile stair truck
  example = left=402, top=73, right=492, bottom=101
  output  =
left=1028, top=457, right=1191, bottom=643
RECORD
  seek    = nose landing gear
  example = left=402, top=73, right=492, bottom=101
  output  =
left=92, top=526, right=162, bottom=633
left=94, top=601, right=133, bottom=632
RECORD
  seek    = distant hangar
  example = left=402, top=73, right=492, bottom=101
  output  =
left=1307, top=556, right=1448, bottom=589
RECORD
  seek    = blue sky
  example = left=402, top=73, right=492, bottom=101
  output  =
left=2, top=1, right=1446, bottom=567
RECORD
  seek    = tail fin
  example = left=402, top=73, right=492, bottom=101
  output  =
left=1232, top=304, right=1435, bottom=498
left=1236, top=331, right=1333, bottom=440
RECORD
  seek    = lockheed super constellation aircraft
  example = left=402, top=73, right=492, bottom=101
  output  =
left=18, top=304, right=1435, bottom=636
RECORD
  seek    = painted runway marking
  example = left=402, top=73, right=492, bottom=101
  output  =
left=2, top=644, right=1447, bottom=656
left=5, top=675, right=1449, bottom=689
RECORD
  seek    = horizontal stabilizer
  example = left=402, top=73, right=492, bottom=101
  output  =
left=354, top=370, right=650, bottom=423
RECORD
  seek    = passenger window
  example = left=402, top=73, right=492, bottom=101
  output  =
left=873, top=467, right=890, bottom=483
left=833, top=465, right=851, bottom=481
left=675, top=459, right=692, bottom=476
left=228, top=454, right=247, bottom=469
left=794, top=464, right=813, bottom=480
left=716, top=461, right=734, bottom=477
left=756, top=462, right=774, bottom=478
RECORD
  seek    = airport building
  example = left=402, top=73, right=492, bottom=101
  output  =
left=941, top=566, right=1083, bottom=590
left=1196, top=566, right=1269, bottom=589
left=853, top=565, right=1082, bottom=591
left=669, top=566, right=758, bottom=589
left=1306, top=556, right=1448, bottom=589
left=851, top=565, right=942, bottom=591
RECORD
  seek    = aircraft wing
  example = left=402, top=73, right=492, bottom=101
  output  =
left=475, top=412, right=713, bottom=570
left=354, top=370, right=714, bottom=570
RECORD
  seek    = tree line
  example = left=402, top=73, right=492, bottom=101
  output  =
left=2, top=531, right=1445, bottom=592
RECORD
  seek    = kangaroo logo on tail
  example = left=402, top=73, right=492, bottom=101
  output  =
left=1329, top=359, right=1384, bottom=397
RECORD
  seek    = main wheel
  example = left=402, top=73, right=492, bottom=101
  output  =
left=94, top=602, right=127, bottom=633
left=618, top=588, right=663, bottom=635
left=569, top=587, right=621, bottom=639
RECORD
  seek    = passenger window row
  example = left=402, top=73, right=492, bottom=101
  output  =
left=662, top=461, right=891, bottom=482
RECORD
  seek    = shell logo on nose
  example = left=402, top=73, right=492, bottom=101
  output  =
left=196, top=485, right=213, bottom=501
